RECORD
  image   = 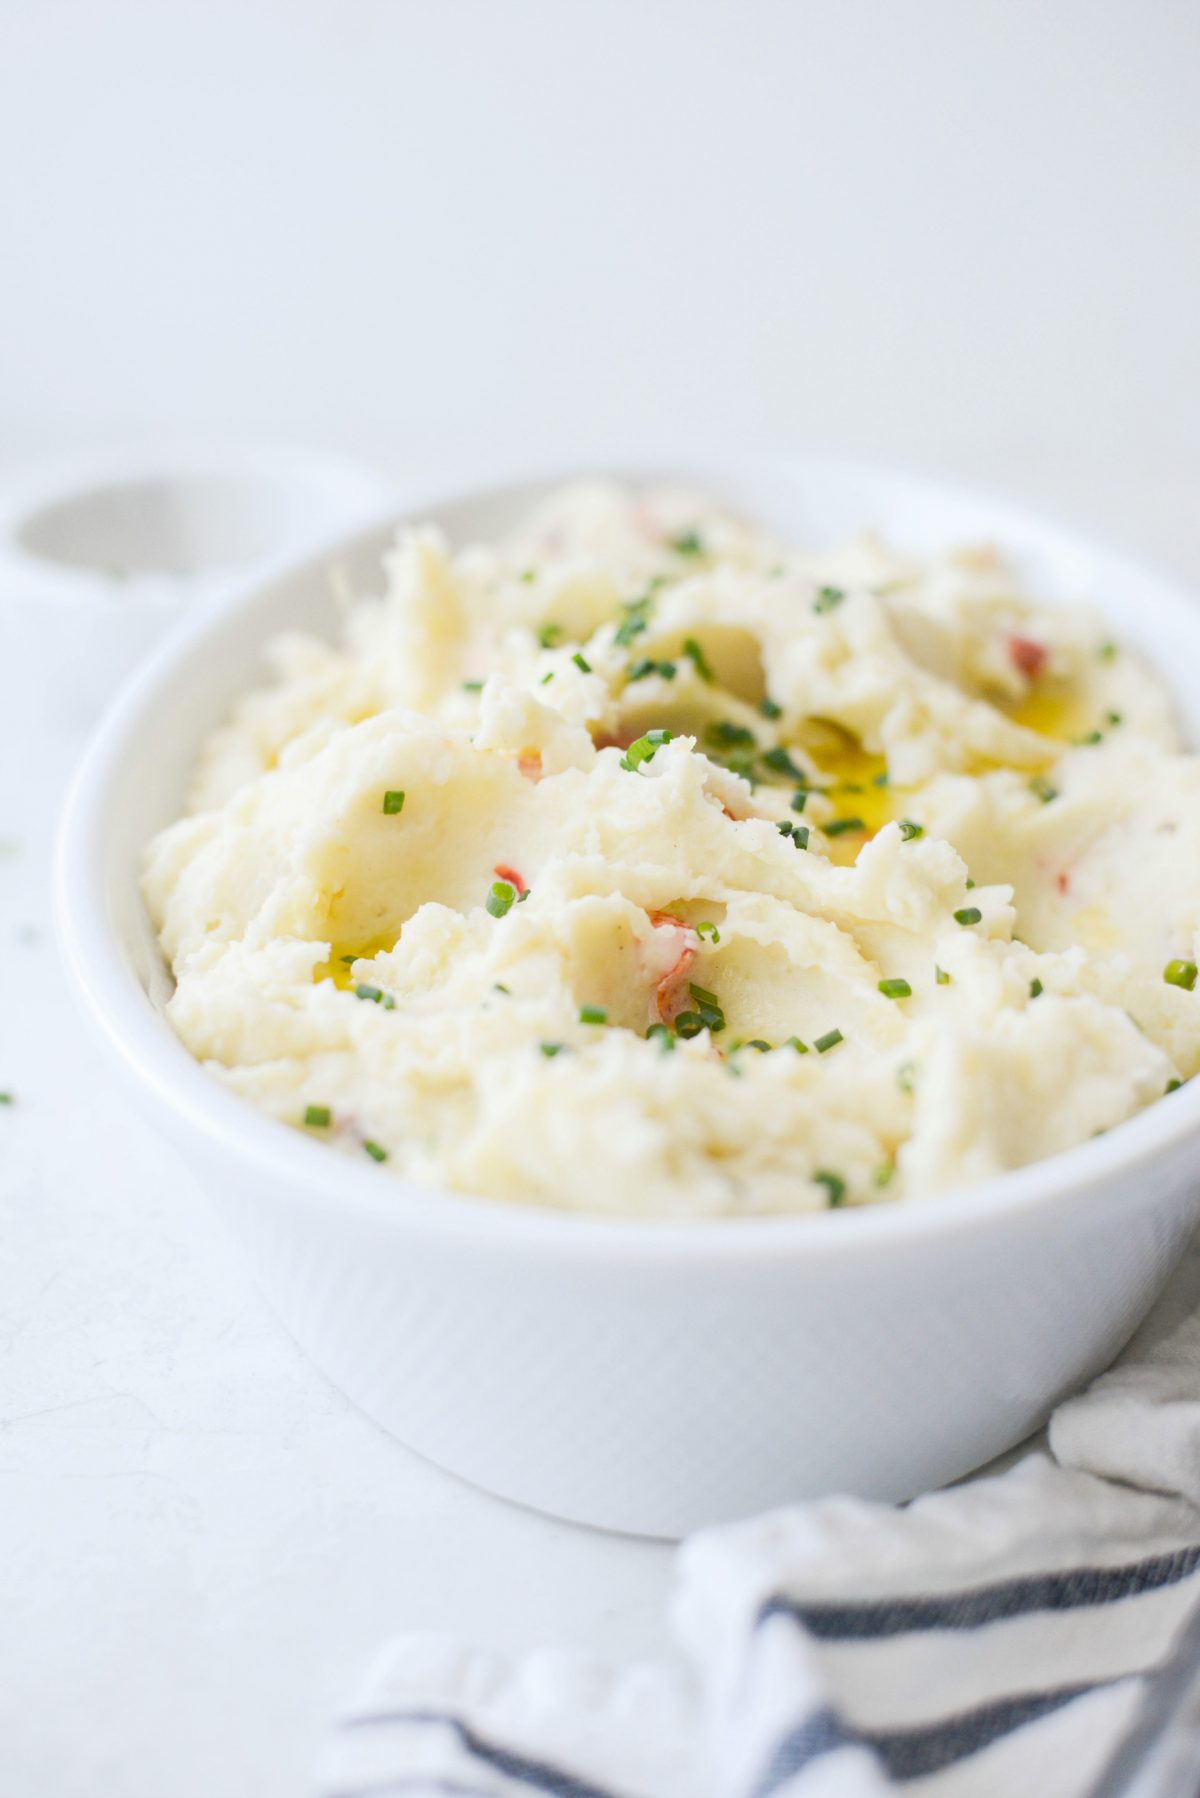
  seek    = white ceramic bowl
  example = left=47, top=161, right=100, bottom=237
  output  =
left=55, top=454, right=1200, bottom=1539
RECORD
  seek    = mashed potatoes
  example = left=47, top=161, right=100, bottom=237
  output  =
left=142, top=483, right=1200, bottom=1216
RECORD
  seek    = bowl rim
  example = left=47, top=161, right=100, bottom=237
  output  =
left=53, top=446, right=1200, bottom=1267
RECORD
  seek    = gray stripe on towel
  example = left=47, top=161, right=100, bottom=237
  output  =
left=755, top=1544, right=1200, bottom=1640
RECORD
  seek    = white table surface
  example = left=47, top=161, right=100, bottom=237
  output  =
left=4, top=442, right=1200, bottom=1798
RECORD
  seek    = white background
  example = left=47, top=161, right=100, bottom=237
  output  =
left=1, top=3, right=1199, bottom=1795
left=2, top=0, right=1199, bottom=568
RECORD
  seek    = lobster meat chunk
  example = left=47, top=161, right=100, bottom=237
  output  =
left=646, top=909, right=701, bottom=1024
left=1008, top=636, right=1047, bottom=681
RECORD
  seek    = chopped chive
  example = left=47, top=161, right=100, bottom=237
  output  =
left=687, top=982, right=726, bottom=1033
left=777, top=819, right=794, bottom=838
left=493, top=982, right=511, bottom=994
left=897, top=819, right=923, bottom=841
left=954, top=907, right=982, bottom=926
left=539, top=1041, right=566, bottom=1058
left=304, top=1105, right=332, bottom=1128
left=790, top=789, right=808, bottom=813
left=1072, top=729, right=1103, bottom=746
left=0, top=1093, right=14, bottom=1104
left=354, top=983, right=395, bottom=1008
left=935, top=965, right=950, bottom=985
left=518, top=568, right=535, bottom=582
left=706, top=720, right=757, bottom=750
left=672, top=529, right=703, bottom=556
left=839, top=782, right=865, bottom=795
left=486, top=880, right=517, bottom=918
left=1030, top=775, right=1058, bottom=804
left=696, top=921, right=720, bottom=942
left=758, top=695, right=782, bottom=719
left=619, top=728, right=672, bottom=772
left=571, top=651, right=592, bottom=673
left=382, top=789, right=405, bottom=815
left=813, top=585, right=845, bottom=614
left=814, top=1170, right=845, bottom=1207
left=646, top=1022, right=675, bottom=1051
left=786, top=1035, right=809, bottom=1053
left=1164, top=959, right=1198, bottom=991
left=814, top=1027, right=843, bottom=1054
left=1105, top=710, right=1123, bottom=727
left=540, top=671, right=554, bottom=684
left=825, top=817, right=865, bottom=837
left=614, top=595, right=652, bottom=647
left=761, top=746, right=805, bottom=780
left=965, top=878, right=976, bottom=890
left=340, top=954, right=357, bottom=965
left=897, top=1061, right=915, bottom=1093
left=683, top=638, right=716, bottom=683
left=878, top=978, right=912, bottom=1000
left=873, top=1160, right=896, bottom=1188
left=1166, top=1078, right=1182, bottom=1093
left=793, top=825, right=810, bottom=849
left=743, top=1039, right=772, bottom=1052
left=1098, top=641, right=1117, bottom=660
left=673, top=1010, right=705, bottom=1038
left=363, top=1140, right=388, bottom=1163
left=725, top=748, right=759, bottom=785
left=462, top=679, right=484, bottom=692
left=579, top=1004, right=608, bottom=1026
left=628, top=657, right=675, bottom=682
left=872, top=771, right=890, bottom=788
left=537, top=623, right=562, bottom=648
left=1029, top=978, right=1044, bottom=999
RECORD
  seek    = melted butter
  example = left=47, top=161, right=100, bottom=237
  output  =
left=313, top=933, right=398, bottom=989
left=797, top=674, right=1103, bottom=865
left=1004, top=680, right=1092, bottom=744
left=797, top=720, right=902, bottom=864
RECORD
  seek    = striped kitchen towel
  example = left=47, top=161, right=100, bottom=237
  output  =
left=320, top=1245, right=1200, bottom=1798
